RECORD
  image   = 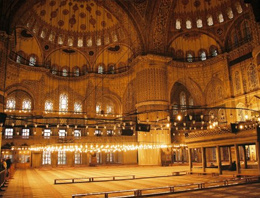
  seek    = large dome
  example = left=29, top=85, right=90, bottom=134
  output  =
left=33, top=0, right=119, bottom=34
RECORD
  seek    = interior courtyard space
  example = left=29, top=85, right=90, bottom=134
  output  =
left=1, top=165, right=260, bottom=198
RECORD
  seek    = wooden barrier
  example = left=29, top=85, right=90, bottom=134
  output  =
left=0, top=170, right=7, bottom=192
left=55, top=172, right=188, bottom=184
left=172, top=171, right=187, bottom=176
left=54, top=175, right=135, bottom=184
left=189, top=171, right=219, bottom=176
left=71, top=176, right=260, bottom=198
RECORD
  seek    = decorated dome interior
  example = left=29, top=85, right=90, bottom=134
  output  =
left=5, top=0, right=253, bottom=74
left=34, top=0, right=118, bottom=33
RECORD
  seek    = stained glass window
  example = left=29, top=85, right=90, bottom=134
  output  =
left=207, top=15, right=214, bottom=26
left=87, top=37, right=92, bottom=47
left=218, top=13, right=224, bottom=23
left=77, top=37, right=83, bottom=47
left=22, top=99, right=31, bottom=111
left=196, top=19, right=203, bottom=28
left=6, top=98, right=16, bottom=110
left=186, top=20, right=192, bottom=29
left=59, top=94, right=68, bottom=112
left=45, top=101, right=53, bottom=112
left=98, top=65, right=104, bottom=74
left=176, top=19, right=181, bottom=30
left=29, top=56, right=36, bottom=66
left=227, top=7, right=234, bottom=19
left=74, top=102, right=82, bottom=113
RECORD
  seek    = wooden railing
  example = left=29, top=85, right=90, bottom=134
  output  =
left=55, top=172, right=188, bottom=185
left=0, top=164, right=15, bottom=191
left=71, top=176, right=260, bottom=198
left=54, top=175, right=136, bottom=184
left=0, top=170, right=6, bottom=189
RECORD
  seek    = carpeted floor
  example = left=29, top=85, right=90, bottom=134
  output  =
left=1, top=165, right=259, bottom=198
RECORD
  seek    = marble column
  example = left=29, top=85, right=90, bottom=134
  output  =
left=202, top=147, right=206, bottom=172
left=255, top=142, right=260, bottom=174
left=234, top=144, right=240, bottom=174
left=134, top=55, right=171, bottom=165
left=188, top=148, right=192, bottom=172
left=216, top=146, right=222, bottom=174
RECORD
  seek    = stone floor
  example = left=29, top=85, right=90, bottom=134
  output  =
left=1, top=165, right=260, bottom=198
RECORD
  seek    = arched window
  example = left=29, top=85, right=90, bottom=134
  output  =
left=210, top=46, right=218, bottom=57
left=186, top=20, right=192, bottom=29
left=104, top=35, right=110, bottom=45
left=74, top=130, right=81, bottom=138
left=87, top=37, right=92, bottom=47
left=16, top=51, right=25, bottom=64
left=77, top=37, right=83, bottom=47
left=112, top=31, right=118, bottom=42
left=48, top=32, right=55, bottom=42
left=199, top=50, right=207, bottom=61
left=242, top=21, right=251, bottom=40
left=233, top=33, right=239, bottom=48
left=236, top=103, right=245, bottom=121
left=96, top=37, right=101, bottom=46
left=74, top=102, right=82, bottom=113
left=16, top=55, right=21, bottom=63
left=40, top=29, right=46, bottom=38
left=29, top=55, right=36, bottom=66
left=176, top=19, right=181, bottom=30
left=6, top=98, right=16, bottom=110
left=247, top=64, right=258, bottom=89
left=235, top=71, right=241, bottom=93
left=74, top=67, right=80, bottom=77
left=218, top=13, right=224, bottom=23
left=59, top=94, right=68, bottom=113
left=176, top=50, right=184, bottom=60
left=82, top=65, right=88, bottom=74
left=96, top=103, right=101, bottom=114
left=235, top=2, right=243, bottom=14
left=68, top=37, right=73, bottom=47
left=196, top=19, right=203, bottom=28
left=207, top=15, right=214, bottom=26
left=218, top=109, right=226, bottom=122
left=51, top=65, right=58, bottom=75
left=257, top=53, right=260, bottom=65
left=108, top=65, right=115, bottom=74
left=186, top=52, right=193, bottom=62
left=180, top=92, right=186, bottom=108
left=106, top=104, right=114, bottom=114
left=62, top=68, right=68, bottom=77
left=45, top=101, right=53, bottom=112
left=58, top=35, right=64, bottom=45
left=227, top=7, right=234, bottom=19
left=189, top=97, right=194, bottom=106
left=208, top=111, right=215, bottom=122
left=22, top=99, right=31, bottom=111
left=98, top=65, right=104, bottom=74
